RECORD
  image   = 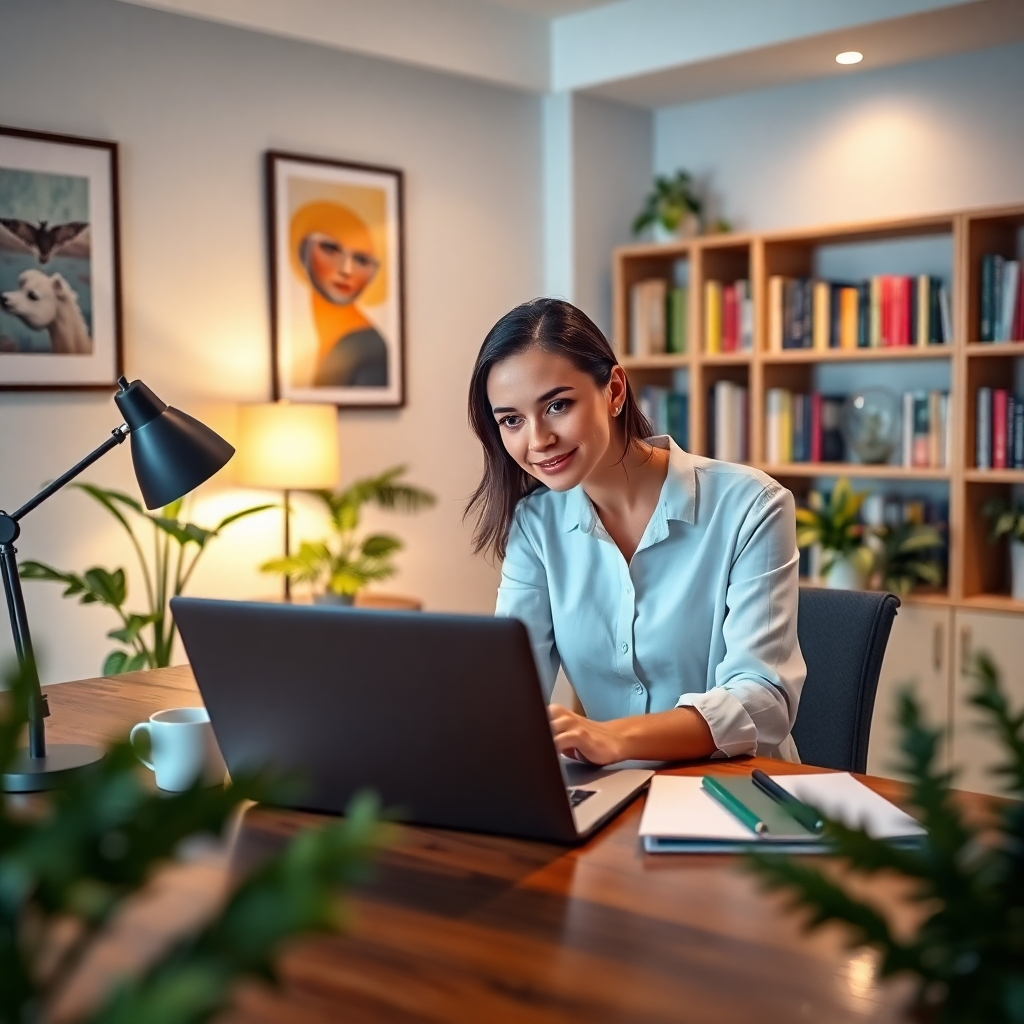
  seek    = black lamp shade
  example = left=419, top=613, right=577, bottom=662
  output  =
left=114, top=379, right=235, bottom=510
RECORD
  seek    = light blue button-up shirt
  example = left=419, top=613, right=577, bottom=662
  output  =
left=495, top=437, right=805, bottom=760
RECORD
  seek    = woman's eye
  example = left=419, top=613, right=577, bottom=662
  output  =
left=547, top=399, right=571, bottom=415
left=498, top=415, right=522, bottom=429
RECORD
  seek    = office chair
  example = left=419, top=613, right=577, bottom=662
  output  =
left=790, top=587, right=900, bottom=773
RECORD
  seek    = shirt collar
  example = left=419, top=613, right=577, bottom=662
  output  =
left=561, top=436, right=696, bottom=534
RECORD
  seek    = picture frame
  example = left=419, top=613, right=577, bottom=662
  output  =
left=0, top=126, right=123, bottom=390
left=267, top=150, right=406, bottom=408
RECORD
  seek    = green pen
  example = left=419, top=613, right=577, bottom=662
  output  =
left=702, top=775, right=768, bottom=835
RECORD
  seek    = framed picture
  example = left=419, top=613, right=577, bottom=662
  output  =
left=0, top=126, right=122, bottom=390
left=267, top=151, right=405, bottom=408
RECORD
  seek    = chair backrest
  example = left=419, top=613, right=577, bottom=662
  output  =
left=791, top=588, right=900, bottom=773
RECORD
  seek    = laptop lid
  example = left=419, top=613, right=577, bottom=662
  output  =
left=171, top=597, right=581, bottom=843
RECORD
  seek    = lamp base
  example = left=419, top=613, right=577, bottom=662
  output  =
left=2, top=743, right=105, bottom=792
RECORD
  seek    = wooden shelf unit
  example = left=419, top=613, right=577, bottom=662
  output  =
left=612, top=204, right=1024, bottom=611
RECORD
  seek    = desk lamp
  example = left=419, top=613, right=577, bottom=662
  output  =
left=234, top=402, right=339, bottom=600
left=0, top=377, right=235, bottom=792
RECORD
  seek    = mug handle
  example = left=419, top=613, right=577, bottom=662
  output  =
left=129, top=722, right=155, bottom=771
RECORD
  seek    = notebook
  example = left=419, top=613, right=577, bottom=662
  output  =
left=639, top=772, right=926, bottom=853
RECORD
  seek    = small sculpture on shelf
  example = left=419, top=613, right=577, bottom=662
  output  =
left=840, top=387, right=901, bottom=464
left=260, top=465, right=434, bottom=605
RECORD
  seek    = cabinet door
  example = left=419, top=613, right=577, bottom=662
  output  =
left=953, top=609, right=1024, bottom=797
left=867, top=605, right=951, bottom=780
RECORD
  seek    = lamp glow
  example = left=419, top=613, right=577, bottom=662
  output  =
left=836, top=51, right=863, bottom=65
left=235, top=402, right=340, bottom=491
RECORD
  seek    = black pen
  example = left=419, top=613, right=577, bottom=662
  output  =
left=751, top=769, right=824, bottom=834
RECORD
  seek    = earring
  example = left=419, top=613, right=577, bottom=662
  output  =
left=613, top=406, right=622, bottom=416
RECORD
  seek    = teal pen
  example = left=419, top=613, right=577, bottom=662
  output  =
left=751, top=768, right=825, bottom=834
left=702, top=775, right=768, bottom=835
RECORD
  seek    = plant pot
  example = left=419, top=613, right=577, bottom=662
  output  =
left=313, top=592, right=354, bottom=607
left=825, top=556, right=866, bottom=591
left=1012, top=539, right=1024, bottom=601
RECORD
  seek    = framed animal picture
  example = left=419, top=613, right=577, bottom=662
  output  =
left=267, top=151, right=405, bottom=408
left=0, top=126, right=122, bottom=390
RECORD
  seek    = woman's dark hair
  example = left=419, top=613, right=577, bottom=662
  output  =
left=465, top=298, right=652, bottom=560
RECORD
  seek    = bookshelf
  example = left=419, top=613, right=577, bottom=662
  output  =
left=612, top=204, right=1024, bottom=612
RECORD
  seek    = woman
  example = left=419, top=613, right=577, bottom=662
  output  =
left=466, top=298, right=805, bottom=766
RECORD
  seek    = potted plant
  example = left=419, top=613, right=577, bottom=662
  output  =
left=632, top=170, right=703, bottom=242
left=982, top=497, right=1024, bottom=600
left=261, top=465, right=435, bottom=604
left=794, top=478, right=874, bottom=590
left=868, top=521, right=945, bottom=595
left=20, top=484, right=272, bottom=675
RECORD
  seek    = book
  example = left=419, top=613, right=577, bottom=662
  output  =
left=993, top=389, right=1009, bottom=469
left=839, top=286, right=858, bottom=350
left=980, top=253, right=996, bottom=341
left=1013, top=396, right=1024, bottom=469
left=705, top=280, right=723, bottom=354
left=976, top=387, right=993, bottom=469
left=768, top=276, right=784, bottom=352
left=666, top=285, right=688, bottom=354
left=813, top=281, right=830, bottom=351
left=639, top=773, right=925, bottom=854
left=630, top=278, right=667, bottom=355
left=738, top=279, right=753, bottom=350
left=998, top=261, right=1020, bottom=342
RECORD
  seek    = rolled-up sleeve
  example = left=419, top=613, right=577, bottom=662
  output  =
left=675, top=483, right=805, bottom=757
left=495, top=514, right=560, bottom=700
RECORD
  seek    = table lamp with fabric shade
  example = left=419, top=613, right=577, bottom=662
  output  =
left=1, top=377, right=235, bottom=792
left=235, top=402, right=340, bottom=599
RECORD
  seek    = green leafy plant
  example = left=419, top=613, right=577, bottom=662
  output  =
left=982, top=498, right=1024, bottom=543
left=870, top=521, right=945, bottom=595
left=260, top=465, right=434, bottom=601
left=20, top=484, right=272, bottom=675
left=0, top=657, right=384, bottom=1024
left=794, top=477, right=874, bottom=578
left=632, top=170, right=704, bottom=237
left=746, top=652, right=1024, bottom=1023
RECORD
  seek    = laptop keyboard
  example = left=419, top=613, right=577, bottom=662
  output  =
left=568, top=787, right=597, bottom=807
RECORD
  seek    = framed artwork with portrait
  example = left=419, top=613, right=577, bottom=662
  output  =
left=0, top=126, right=123, bottom=390
left=267, top=151, right=405, bottom=408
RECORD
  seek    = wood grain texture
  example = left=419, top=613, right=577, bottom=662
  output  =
left=42, top=666, right=969, bottom=1023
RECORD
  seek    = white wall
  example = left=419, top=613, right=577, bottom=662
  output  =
left=654, top=40, right=1024, bottom=230
left=0, top=0, right=543, bottom=683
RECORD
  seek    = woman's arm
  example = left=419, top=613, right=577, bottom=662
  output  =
left=547, top=703, right=716, bottom=765
left=495, top=510, right=560, bottom=699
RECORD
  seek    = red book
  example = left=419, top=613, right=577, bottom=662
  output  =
left=881, top=276, right=893, bottom=346
left=897, top=276, right=911, bottom=345
left=809, top=392, right=822, bottom=463
left=993, top=389, right=1009, bottom=469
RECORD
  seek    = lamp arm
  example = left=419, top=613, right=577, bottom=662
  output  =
left=11, top=425, right=129, bottom=523
left=0, top=423, right=129, bottom=760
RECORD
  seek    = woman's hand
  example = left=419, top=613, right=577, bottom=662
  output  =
left=547, top=704, right=627, bottom=766
left=547, top=704, right=719, bottom=766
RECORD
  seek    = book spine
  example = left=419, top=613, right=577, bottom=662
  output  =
left=705, top=280, right=722, bottom=355
left=870, top=276, right=882, bottom=347
left=928, top=390, right=941, bottom=468
left=902, top=391, right=914, bottom=468
left=938, top=285, right=951, bottom=345
left=1015, top=273, right=1024, bottom=341
left=993, top=389, right=1009, bottom=469
left=802, top=279, right=813, bottom=348
left=976, top=387, right=992, bottom=469
left=765, top=389, right=780, bottom=465
left=810, top=392, right=822, bottom=463
left=993, top=255, right=1005, bottom=342
left=841, top=287, right=858, bottom=350
left=898, top=276, right=911, bottom=347
left=857, top=282, right=870, bottom=348
left=1013, top=394, right=1024, bottom=469
left=813, top=281, right=829, bottom=352
left=740, top=280, right=753, bottom=351
left=980, top=254, right=994, bottom=342
left=912, top=392, right=929, bottom=468
left=1000, top=262, right=1020, bottom=343
left=916, top=274, right=929, bottom=346
left=768, top=276, right=784, bottom=353
left=781, top=390, right=793, bottom=463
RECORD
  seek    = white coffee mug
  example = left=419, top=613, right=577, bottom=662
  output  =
left=129, top=707, right=227, bottom=792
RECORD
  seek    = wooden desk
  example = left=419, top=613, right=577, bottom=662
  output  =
left=43, top=666, right=948, bottom=1023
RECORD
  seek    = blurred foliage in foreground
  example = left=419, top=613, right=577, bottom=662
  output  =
left=747, top=653, right=1024, bottom=1024
left=0, top=659, right=384, bottom=1024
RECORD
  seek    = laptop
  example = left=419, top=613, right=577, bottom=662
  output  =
left=171, top=597, right=654, bottom=843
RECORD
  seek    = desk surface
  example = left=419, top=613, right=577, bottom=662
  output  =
left=43, top=665, right=959, bottom=1024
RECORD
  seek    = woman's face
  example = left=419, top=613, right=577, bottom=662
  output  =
left=486, top=345, right=627, bottom=492
left=304, top=231, right=378, bottom=305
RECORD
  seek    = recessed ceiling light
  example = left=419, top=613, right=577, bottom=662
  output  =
left=836, top=51, right=863, bottom=65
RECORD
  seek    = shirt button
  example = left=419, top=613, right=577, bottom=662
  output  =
left=634, top=683, right=644, bottom=695
left=620, top=641, right=629, bottom=654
